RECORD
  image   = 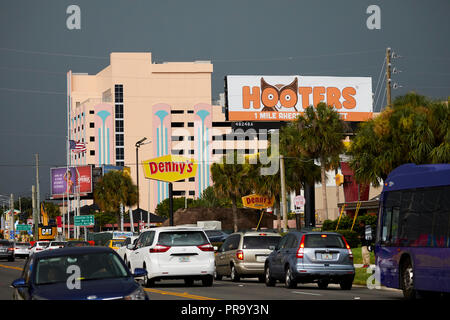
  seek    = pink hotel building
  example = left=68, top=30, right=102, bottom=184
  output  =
left=67, top=52, right=263, bottom=214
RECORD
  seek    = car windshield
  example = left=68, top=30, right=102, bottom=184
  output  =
left=243, top=236, right=280, bottom=249
left=35, top=252, right=129, bottom=285
left=304, top=234, right=345, bottom=248
left=158, top=231, right=209, bottom=246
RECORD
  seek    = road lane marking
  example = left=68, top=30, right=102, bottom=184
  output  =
left=143, top=288, right=219, bottom=300
left=292, top=291, right=322, bottom=296
left=0, top=264, right=22, bottom=271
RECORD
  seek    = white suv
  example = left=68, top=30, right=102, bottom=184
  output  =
left=129, top=227, right=215, bottom=287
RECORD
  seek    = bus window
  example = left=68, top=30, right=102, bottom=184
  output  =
left=391, top=207, right=400, bottom=245
left=381, top=208, right=392, bottom=244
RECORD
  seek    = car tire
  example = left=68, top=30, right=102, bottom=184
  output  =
left=285, top=266, right=296, bottom=289
left=317, top=279, right=329, bottom=289
left=184, top=278, right=194, bottom=286
left=214, top=268, right=222, bottom=281
left=401, top=258, right=416, bottom=300
left=202, top=275, right=213, bottom=287
left=143, top=264, right=154, bottom=287
left=230, top=265, right=240, bottom=282
left=265, top=265, right=276, bottom=287
left=340, top=276, right=353, bottom=290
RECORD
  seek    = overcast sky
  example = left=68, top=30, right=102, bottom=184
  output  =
left=0, top=0, right=449, bottom=201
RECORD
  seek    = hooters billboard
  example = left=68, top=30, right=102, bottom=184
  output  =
left=225, top=75, right=373, bottom=122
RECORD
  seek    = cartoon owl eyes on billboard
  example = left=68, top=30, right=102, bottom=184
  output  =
left=226, top=75, right=373, bottom=122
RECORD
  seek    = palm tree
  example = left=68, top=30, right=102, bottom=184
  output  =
left=94, top=170, right=138, bottom=230
left=211, top=151, right=252, bottom=232
left=293, top=103, right=346, bottom=221
left=348, top=92, right=450, bottom=185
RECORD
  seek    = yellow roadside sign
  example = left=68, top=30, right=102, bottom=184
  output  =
left=242, top=194, right=275, bottom=209
left=142, top=154, right=197, bottom=182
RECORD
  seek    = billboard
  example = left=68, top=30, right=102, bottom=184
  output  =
left=50, top=165, right=93, bottom=198
left=226, top=75, right=373, bottom=122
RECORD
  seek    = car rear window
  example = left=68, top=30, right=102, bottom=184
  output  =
left=243, top=236, right=280, bottom=249
left=51, top=242, right=65, bottom=246
left=38, top=242, right=50, bottom=247
left=111, top=241, right=124, bottom=247
left=304, top=234, right=345, bottom=248
left=0, top=241, right=11, bottom=247
left=16, top=243, right=29, bottom=247
left=157, top=231, right=209, bottom=247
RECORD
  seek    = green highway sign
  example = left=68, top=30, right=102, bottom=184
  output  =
left=74, top=215, right=95, bottom=226
left=16, top=224, right=32, bottom=231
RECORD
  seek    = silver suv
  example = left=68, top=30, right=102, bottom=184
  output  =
left=215, top=231, right=281, bottom=282
left=265, top=231, right=355, bottom=289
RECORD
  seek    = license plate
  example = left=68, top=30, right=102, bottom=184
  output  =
left=322, top=253, right=333, bottom=260
left=179, top=256, right=190, bottom=262
left=256, top=255, right=267, bottom=262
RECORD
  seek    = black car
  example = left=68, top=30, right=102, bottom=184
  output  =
left=0, top=240, right=15, bottom=262
left=11, top=246, right=149, bottom=300
left=205, top=230, right=229, bottom=243
left=65, top=240, right=91, bottom=247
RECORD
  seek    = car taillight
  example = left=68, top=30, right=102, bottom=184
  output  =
left=149, top=244, right=171, bottom=253
left=296, top=235, right=305, bottom=259
left=236, top=250, right=244, bottom=260
left=341, top=236, right=353, bottom=260
left=197, top=243, right=214, bottom=252
left=7, top=247, right=14, bottom=252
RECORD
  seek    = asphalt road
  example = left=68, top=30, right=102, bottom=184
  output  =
left=0, top=258, right=403, bottom=301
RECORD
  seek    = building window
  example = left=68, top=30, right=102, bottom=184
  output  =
left=116, top=148, right=124, bottom=161
left=90, top=150, right=95, bottom=156
left=115, top=84, right=123, bottom=103
left=90, top=136, right=95, bottom=142
left=171, top=122, right=184, bottom=127
left=115, top=120, right=124, bottom=132
left=187, top=122, right=194, bottom=127
left=189, top=191, right=195, bottom=196
left=171, top=110, right=184, bottom=114
left=189, top=177, right=195, bottom=182
left=89, top=122, right=95, bottom=128
left=89, top=110, right=94, bottom=115
left=116, top=134, right=124, bottom=146
left=171, top=136, right=184, bottom=141
left=115, top=104, right=124, bottom=119
left=187, top=110, right=194, bottom=114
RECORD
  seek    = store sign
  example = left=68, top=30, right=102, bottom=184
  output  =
left=142, top=155, right=197, bottom=182
left=226, top=75, right=373, bottom=122
left=242, top=194, right=275, bottom=209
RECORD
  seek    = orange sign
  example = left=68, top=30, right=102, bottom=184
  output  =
left=242, top=194, right=275, bottom=209
left=142, top=155, right=197, bottom=182
left=226, top=76, right=373, bottom=122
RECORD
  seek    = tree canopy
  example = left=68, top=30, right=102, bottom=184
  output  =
left=348, top=92, right=449, bottom=186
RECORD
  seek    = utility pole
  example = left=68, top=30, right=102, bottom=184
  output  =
left=35, top=154, right=41, bottom=224
left=32, top=185, right=39, bottom=240
left=280, top=155, right=288, bottom=233
left=386, top=47, right=392, bottom=108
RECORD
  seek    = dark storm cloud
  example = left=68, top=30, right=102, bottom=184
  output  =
left=0, top=0, right=449, bottom=199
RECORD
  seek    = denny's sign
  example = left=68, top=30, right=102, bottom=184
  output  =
left=242, top=194, right=275, bottom=210
left=142, top=155, right=197, bottom=182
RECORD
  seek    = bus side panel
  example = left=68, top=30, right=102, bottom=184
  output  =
left=375, top=245, right=400, bottom=289
left=412, top=248, right=447, bottom=292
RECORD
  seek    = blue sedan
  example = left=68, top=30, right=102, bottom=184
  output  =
left=11, top=246, right=148, bottom=300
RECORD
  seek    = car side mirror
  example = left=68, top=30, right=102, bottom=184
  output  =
left=213, top=246, right=218, bottom=252
left=127, top=244, right=135, bottom=250
left=11, top=278, right=28, bottom=288
left=133, top=268, right=147, bottom=278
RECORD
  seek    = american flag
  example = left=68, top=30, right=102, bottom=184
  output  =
left=69, top=140, right=87, bottom=153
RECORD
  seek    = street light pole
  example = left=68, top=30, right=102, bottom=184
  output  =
left=135, top=137, right=147, bottom=216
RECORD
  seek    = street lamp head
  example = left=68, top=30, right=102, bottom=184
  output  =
left=135, top=137, right=147, bottom=147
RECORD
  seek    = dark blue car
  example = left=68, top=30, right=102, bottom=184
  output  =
left=11, top=246, right=148, bottom=300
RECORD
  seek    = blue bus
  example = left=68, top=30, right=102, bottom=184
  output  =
left=375, top=163, right=450, bottom=299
